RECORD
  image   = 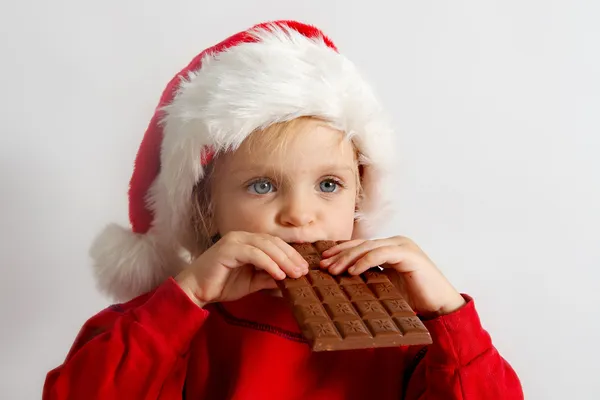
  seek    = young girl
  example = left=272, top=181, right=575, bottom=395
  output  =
left=43, top=20, right=523, bottom=399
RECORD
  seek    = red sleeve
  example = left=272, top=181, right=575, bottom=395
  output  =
left=43, top=278, right=209, bottom=400
left=404, top=295, right=524, bottom=400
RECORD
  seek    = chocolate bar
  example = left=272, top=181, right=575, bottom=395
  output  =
left=277, top=241, right=432, bottom=351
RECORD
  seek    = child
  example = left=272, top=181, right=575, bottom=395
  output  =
left=43, top=20, right=523, bottom=399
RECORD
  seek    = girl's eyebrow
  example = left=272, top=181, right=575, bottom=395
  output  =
left=315, top=165, right=356, bottom=176
left=230, top=164, right=356, bottom=176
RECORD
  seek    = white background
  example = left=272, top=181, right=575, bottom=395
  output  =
left=1, top=1, right=598, bottom=399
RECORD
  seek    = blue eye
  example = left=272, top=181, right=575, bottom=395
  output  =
left=319, top=179, right=339, bottom=193
left=249, top=180, right=273, bottom=194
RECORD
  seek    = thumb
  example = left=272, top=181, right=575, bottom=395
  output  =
left=248, top=270, right=278, bottom=294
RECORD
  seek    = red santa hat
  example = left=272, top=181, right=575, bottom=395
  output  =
left=90, top=20, right=396, bottom=302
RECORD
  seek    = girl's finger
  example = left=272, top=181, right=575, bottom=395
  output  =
left=329, top=239, right=395, bottom=274
left=319, top=240, right=366, bottom=269
left=347, top=246, right=407, bottom=275
left=321, top=236, right=410, bottom=259
left=236, top=244, right=287, bottom=280
left=320, top=239, right=365, bottom=258
left=248, top=234, right=307, bottom=279
left=270, top=236, right=310, bottom=272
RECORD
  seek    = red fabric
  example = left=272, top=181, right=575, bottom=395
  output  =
left=43, top=279, right=523, bottom=399
left=128, top=20, right=337, bottom=234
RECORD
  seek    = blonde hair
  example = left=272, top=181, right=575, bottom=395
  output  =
left=189, top=117, right=364, bottom=256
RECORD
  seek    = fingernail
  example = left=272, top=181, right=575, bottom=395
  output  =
left=298, top=263, right=308, bottom=271
left=348, top=266, right=356, bottom=274
left=321, top=258, right=333, bottom=266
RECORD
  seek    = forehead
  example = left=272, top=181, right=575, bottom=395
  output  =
left=219, top=118, right=357, bottom=173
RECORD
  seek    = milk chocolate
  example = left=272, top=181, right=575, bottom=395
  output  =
left=277, top=241, right=432, bottom=351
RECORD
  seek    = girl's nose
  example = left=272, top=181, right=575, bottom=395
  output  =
left=278, top=193, right=315, bottom=228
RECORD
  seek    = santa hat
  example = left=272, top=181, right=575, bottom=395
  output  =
left=90, top=20, right=396, bottom=302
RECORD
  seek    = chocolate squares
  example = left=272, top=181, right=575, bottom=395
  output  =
left=277, top=241, right=432, bottom=351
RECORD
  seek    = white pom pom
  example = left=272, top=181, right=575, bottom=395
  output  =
left=89, top=224, right=183, bottom=302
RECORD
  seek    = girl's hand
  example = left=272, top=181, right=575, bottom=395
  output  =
left=175, top=232, right=309, bottom=307
left=320, top=236, right=466, bottom=318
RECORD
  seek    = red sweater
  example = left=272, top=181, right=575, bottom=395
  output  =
left=43, top=278, right=523, bottom=399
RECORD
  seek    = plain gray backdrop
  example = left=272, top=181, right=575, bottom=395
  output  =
left=1, top=1, right=598, bottom=399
